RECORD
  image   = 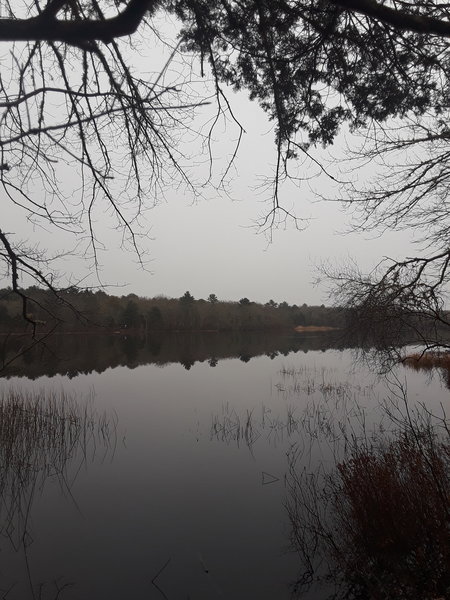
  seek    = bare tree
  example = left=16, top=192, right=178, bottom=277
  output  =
left=0, top=1, right=221, bottom=329
left=1, top=1, right=450, bottom=351
left=328, top=115, right=450, bottom=357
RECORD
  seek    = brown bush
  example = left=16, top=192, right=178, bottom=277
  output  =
left=289, top=425, right=450, bottom=599
left=404, top=351, right=450, bottom=371
left=333, top=431, right=450, bottom=598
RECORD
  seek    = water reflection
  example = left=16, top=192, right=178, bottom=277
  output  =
left=210, top=367, right=450, bottom=599
left=0, top=331, right=350, bottom=378
left=0, top=341, right=447, bottom=599
left=0, top=387, right=115, bottom=598
left=211, top=365, right=373, bottom=452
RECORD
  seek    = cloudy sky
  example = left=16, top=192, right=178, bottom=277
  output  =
left=73, top=81, right=415, bottom=306
left=2, top=16, right=417, bottom=306
left=68, top=92, right=415, bottom=306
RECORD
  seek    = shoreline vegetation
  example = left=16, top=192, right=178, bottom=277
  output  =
left=0, top=287, right=346, bottom=334
left=404, top=351, right=450, bottom=371
left=0, top=324, right=342, bottom=336
left=404, top=352, right=450, bottom=386
left=212, top=366, right=450, bottom=599
left=293, top=325, right=339, bottom=332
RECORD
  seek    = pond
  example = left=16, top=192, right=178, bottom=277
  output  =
left=0, top=332, right=448, bottom=599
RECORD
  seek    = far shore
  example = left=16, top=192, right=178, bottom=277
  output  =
left=0, top=326, right=341, bottom=337
left=294, top=325, right=340, bottom=332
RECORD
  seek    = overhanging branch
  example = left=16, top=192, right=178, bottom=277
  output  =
left=333, top=0, right=450, bottom=37
left=0, top=0, right=156, bottom=44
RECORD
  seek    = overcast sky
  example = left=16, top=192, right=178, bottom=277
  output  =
left=2, top=17, right=418, bottom=306
left=52, top=92, right=415, bottom=306
left=74, top=89, right=416, bottom=306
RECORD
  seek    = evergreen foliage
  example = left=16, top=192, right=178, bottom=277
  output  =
left=0, top=287, right=346, bottom=333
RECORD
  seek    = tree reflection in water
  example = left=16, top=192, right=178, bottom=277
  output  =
left=0, top=387, right=116, bottom=597
left=0, top=331, right=348, bottom=379
left=286, top=387, right=449, bottom=600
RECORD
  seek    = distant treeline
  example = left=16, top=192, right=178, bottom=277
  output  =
left=0, top=287, right=347, bottom=333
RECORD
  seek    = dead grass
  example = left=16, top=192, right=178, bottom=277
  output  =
left=404, top=351, right=450, bottom=371
left=333, top=431, right=450, bottom=598
left=294, top=325, right=339, bottom=332
left=288, top=422, right=450, bottom=599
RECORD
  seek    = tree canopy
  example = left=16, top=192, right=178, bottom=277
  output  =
left=1, top=1, right=450, bottom=350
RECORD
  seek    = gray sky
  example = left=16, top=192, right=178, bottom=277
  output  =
left=52, top=93, right=415, bottom=306
left=1, top=18, right=418, bottom=306
left=77, top=89, right=416, bottom=305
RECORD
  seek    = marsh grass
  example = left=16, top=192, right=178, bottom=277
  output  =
left=211, top=405, right=262, bottom=450
left=211, top=363, right=450, bottom=599
left=404, top=351, right=450, bottom=371
left=0, top=387, right=116, bottom=549
left=210, top=366, right=374, bottom=453
left=210, top=401, right=329, bottom=451
left=404, top=351, right=450, bottom=388
left=285, top=379, right=450, bottom=600
left=279, top=365, right=375, bottom=400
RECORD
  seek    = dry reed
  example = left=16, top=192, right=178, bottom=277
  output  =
left=287, top=407, right=450, bottom=599
left=0, top=387, right=115, bottom=547
left=404, top=351, right=450, bottom=371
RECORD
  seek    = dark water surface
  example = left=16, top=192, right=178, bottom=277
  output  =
left=0, top=333, right=447, bottom=599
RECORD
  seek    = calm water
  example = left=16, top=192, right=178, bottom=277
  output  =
left=0, top=333, right=447, bottom=599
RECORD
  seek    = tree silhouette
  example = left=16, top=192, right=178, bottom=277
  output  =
left=147, top=306, right=163, bottom=329
left=1, top=1, right=450, bottom=349
left=120, top=300, right=140, bottom=329
left=179, top=291, right=195, bottom=306
left=238, top=297, right=251, bottom=307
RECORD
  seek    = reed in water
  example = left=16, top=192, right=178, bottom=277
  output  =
left=0, top=387, right=115, bottom=546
